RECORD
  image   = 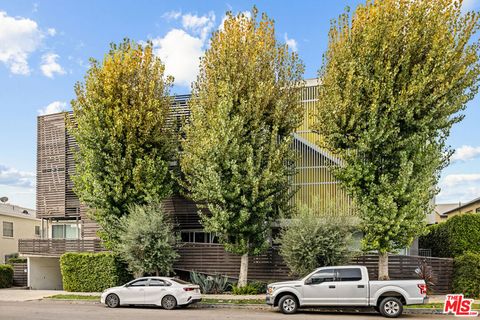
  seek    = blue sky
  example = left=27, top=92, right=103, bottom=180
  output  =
left=0, top=0, right=479, bottom=209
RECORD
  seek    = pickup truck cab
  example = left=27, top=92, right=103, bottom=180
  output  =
left=266, top=266, right=428, bottom=318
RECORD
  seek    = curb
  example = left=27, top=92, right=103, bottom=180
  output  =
left=41, top=299, right=456, bottom=316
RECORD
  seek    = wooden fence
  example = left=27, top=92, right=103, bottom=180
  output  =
left=174, top=243, right=453, bottom=294
left=12, top=263, right=27, bottom=287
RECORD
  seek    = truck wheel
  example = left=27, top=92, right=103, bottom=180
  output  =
left=379, top=297, right=403, bottom=318
left=279, top=295, right=298, bottom=314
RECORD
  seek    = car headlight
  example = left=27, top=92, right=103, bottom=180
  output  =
left=267, top=287, right=274, bottom=295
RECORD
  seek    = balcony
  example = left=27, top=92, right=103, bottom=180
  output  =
left=19, top=238, right=106, bottom=257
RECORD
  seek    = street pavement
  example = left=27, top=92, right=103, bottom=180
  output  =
left=0, top=300, right=459, bottom=320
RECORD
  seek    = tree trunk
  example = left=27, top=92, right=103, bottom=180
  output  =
left=238, top=253, right=249, bottom=287
left=378, top=251, right=390, bottom=280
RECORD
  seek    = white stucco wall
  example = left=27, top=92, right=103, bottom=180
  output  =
left=27, top=257, right=63, bottom=290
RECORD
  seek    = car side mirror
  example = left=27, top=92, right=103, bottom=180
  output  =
left=305, top=278, right=312, bottom=285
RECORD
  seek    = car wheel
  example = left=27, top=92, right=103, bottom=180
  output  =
left=161, top=295, right=177, bottom=310
left=105, top=293, right=120, bottom=308
left=379, top=297, right=403, bottom=318
left=279, top=295, right=298, bottom=314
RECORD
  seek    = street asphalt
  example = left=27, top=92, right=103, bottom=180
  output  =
left=0, top=300, right=459, bottom=320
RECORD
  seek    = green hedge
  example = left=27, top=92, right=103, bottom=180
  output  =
left=419, top=214, right=480, bottom=257
left=453, top=252, right=480, bottom=298
left=60, top=252, right=131, bottom=292
left=0, top=264, right=13, bottom=288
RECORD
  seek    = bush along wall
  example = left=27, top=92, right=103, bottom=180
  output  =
left=453, top=252, right=480, bottom=298
left=419, top=214, right=480, bottom=258
left=0, top=264, right=14, bottom=288
left=60, top=252, right=132, bottom=292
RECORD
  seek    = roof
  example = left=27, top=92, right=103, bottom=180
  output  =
left=0, top=203, right=38, bottom=221
left=441, top=196, right=480, bottom=215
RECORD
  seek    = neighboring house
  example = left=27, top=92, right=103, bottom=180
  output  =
left=19, top=79, right=417, bottom=289
left=0, top=203, right=40, bottom=264
left=433, top=197, right=480, bottom=223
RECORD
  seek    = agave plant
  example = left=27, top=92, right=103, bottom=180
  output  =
left=190, top=271, right=231, bottom=294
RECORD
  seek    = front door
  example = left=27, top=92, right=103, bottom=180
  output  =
left=302, top=268, right=338, bottom=306
left=122, top=279, right=148, bottom=304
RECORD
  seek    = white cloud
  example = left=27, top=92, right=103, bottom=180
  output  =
left=38, top=101, right=66, bottom=115
left=0, top=11, right=44, bottom=75
left=451, top=145, right=480, bottom=162
left=151, top=29, right=204, bottom=87
left=437, top=173, right=480, bottom=203
left=181, top=12, right=215, bottom=40
left=0, top=164, right=35, bottom=189
left=284, top=33, right=298, bottom=52
left=47, top=28, right=56, bottom=36
left=40, top=53, right=65, bottom=78
left=162, top=10, right=181, bottom=20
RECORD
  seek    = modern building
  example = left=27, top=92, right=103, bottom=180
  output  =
left=20, top=79, right=419, bottom=288
left=0, top=202, right=40, bottom=263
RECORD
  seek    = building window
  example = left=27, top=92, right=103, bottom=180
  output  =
left=52, top=224, right=79, bottom=239
left=3, top=222, right=13, bottom=237
left=180, top=230, right=218, bottom=243
left=35, top=226, right=41, bottom=237
left=476, top=207, right=480, bottom=213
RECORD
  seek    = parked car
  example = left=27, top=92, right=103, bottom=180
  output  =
left=266, top=266, right=428, bottom=318
left=101, top=277, right=202, bottom=309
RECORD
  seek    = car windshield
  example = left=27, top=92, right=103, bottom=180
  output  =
left=170, top=278, right=191, bottom=285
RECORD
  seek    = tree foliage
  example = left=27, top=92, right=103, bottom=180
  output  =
left=117, top=203, right=179, bottom=276
left=278, top=206, right=358, bottom=277
left=70, top=39, right=175, bottom=248
left=315, top=0, right=480, bottom=277
left=180, top=8, right=304, bottom=285
left=420, top=213, right=480, bottom=258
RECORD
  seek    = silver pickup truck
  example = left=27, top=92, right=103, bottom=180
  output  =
left=266, top=265, right=428, bottom=318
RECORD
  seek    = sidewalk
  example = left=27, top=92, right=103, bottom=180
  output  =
left=0, top=288, right=100, bottom=302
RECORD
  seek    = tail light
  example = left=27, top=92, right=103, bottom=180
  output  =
left=184, top=287, right=195, bottom=291
left=418, top=284, right=427, bottom=295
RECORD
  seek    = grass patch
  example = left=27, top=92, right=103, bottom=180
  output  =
left=201, top=298, right=264, bottom=305
left=47, top=294, right=101, bottom=301
left=405, top=303, right=480, bottom=310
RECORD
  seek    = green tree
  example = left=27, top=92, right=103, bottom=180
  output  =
left=180, top=8, right=304, bottom=286
left=70, top=39, right=175, bottom=249
left=279, top=206, right=358, bottom=277
left=117, top=203, right=179, bottom=276
left=315, top=0, right=480, bottom=279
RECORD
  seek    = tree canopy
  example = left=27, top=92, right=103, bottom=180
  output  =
left=70, top=39, right=175, bottom=248
left=180, top=8, right=304, bottom=286
left=315, top=0, right=480, bottom=279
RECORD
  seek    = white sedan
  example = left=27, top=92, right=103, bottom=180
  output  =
left=101, top=277, right=202, bottom=309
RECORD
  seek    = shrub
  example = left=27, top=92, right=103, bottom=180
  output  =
left=0, top=264, right=13, bottom=288
left=190, top=271, right=231, bottom=294
left=453, top=252, right=480, bottom=298
left=278, top=206, right=357, bottom=277
left=60, top=252, right=131, bottom=292
left=419, top=214, right=480, bottom=257
left=117, top=203, right=179, bottom=276
left=232, top=283, right=261, bottom=295
left=6, top=257, right=27, bottom=264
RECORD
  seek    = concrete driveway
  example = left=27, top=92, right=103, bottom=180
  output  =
left=0, top=288, right=99, bottom=302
